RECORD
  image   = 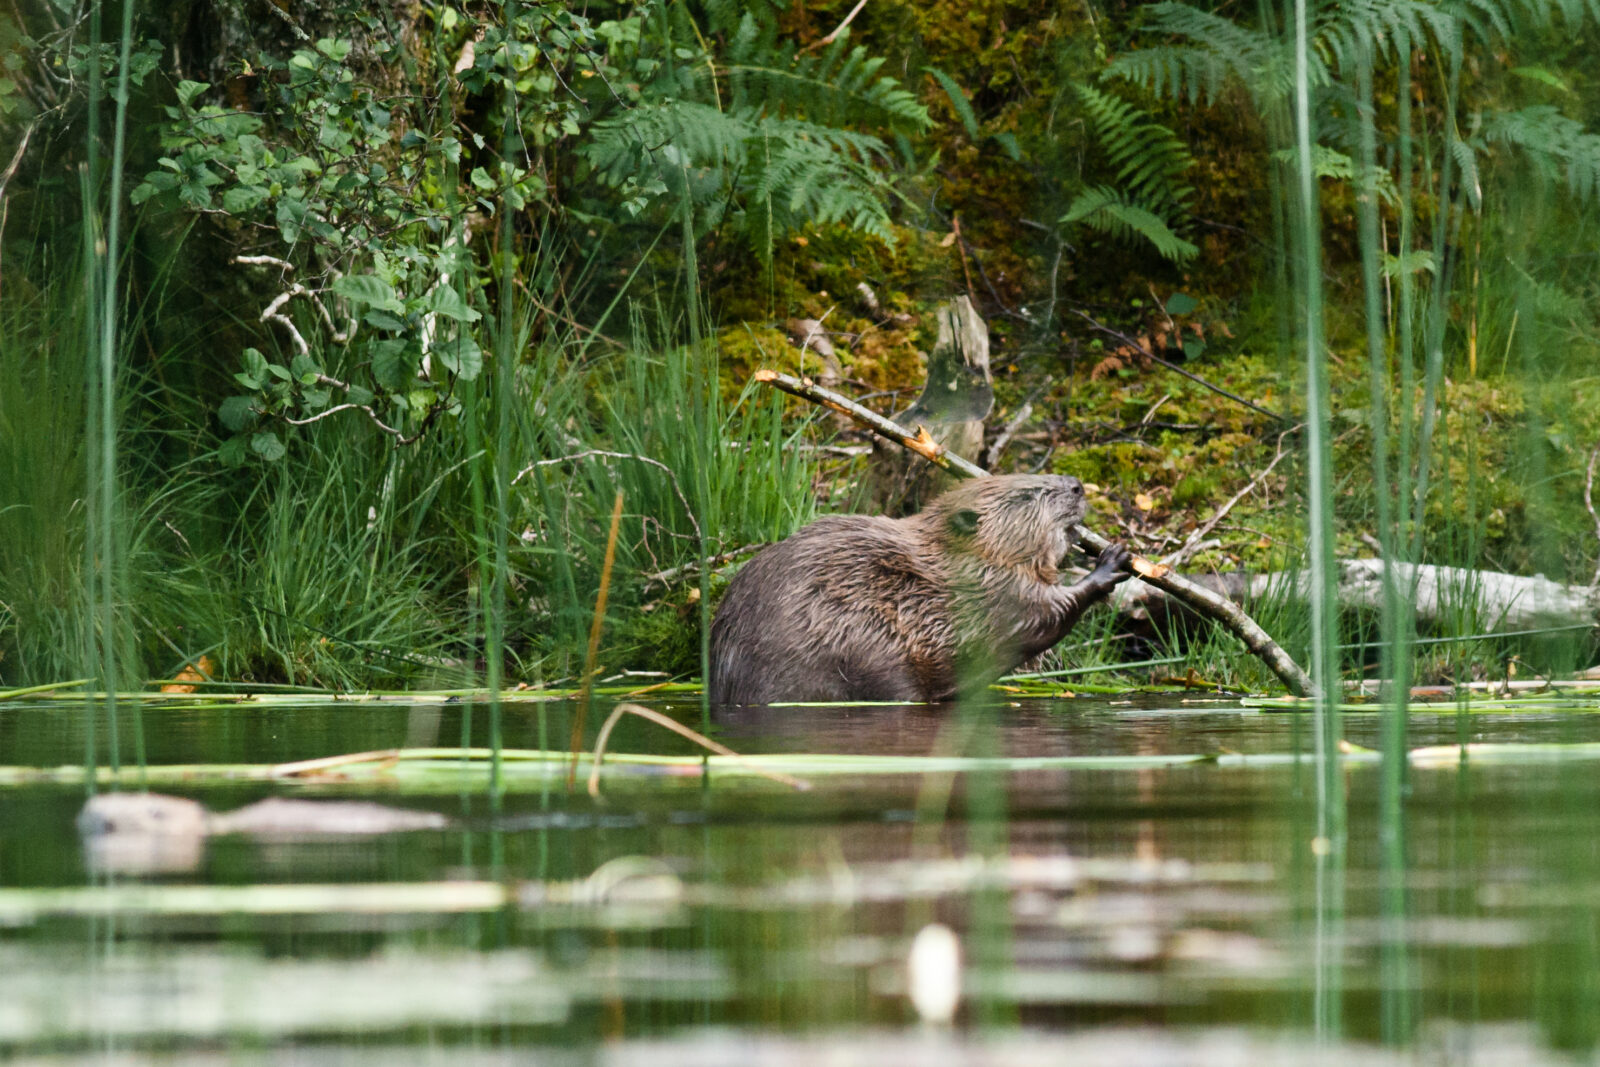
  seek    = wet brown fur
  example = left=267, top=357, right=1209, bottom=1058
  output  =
left=709, top=474, right=1131, bottom=704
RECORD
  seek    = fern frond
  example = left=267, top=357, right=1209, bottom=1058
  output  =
left=1451, top=136, right=1483, bottom=211
left=1271, top=143, right=1399, bottom=204
left=1105, top=2, right=1304, bottom=106
left=926, top=66, right=980, bottom=139
left=1062, top=186, right=1199, bottom=262
left=719, top=23, right=929, bottom=132
left=1076, top=84, right=1195, bottom=215
left=1484, top=105, right=1600, bottom=204
left=1314, top=0, right=1462, bottom=71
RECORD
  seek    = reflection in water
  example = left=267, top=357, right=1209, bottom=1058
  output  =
left=76, top=792, right=451, bottom=876
left=1, top=695, right=1599, bottom=1058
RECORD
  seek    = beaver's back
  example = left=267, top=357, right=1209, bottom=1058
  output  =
left=709, top=514, right=956, bottom=704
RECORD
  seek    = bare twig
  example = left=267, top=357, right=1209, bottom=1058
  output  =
left=236, top=259, right=353, bottom=345
left=513, top=450, right=702, bottom=543
left=259, top=285, right=312, bottom=358
left=1587, top=439, right=1600, bottom=589
left=643, top=544, right=769, bottom=590
left=809, top=0, right=870, bottom=48
left=983, top=381, right=1049, bottom=469
left=755, top=369, right=1315, bottom=696
left=283, top=403, right=402, bottom=437
left=1163, top=427, right=1298, bottom=568
left=1069, top=308, right=1288, bottom=425
left=587, top=703, right=809, bottom=797
left=263, top=1, right=311, bottom=41
left=0, top=119, right=38, bottom=200
left=952, top=215, right=977, bottom=305
left=233, top=254, right=294, bottom=272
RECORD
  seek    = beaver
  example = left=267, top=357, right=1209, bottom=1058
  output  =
left=709, top=473, right=1133, bottom=704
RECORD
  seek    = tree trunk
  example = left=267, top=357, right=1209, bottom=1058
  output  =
left=872, top=295, right=993, bottom=515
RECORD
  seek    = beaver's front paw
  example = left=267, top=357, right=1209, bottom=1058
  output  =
left=1090, top=542, right=1135, bottom=589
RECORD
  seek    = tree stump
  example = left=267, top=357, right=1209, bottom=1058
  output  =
left=873, top=295, right=993, bottom=515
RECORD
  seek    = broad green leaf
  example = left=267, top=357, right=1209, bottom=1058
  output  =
left=290, top=353, right=321, bottom=385
left=1165, top=292, right=1197, bottom=316
left=176, top=80, right=209, bottom=108
left=251, top=430, right=287, bottom=461
left=369, top=339, right=416, bottom=392
left=424, top=286, right=481, bottom=322
left=218, top=395, right=259, bottom=432
left=217, top=435, right=251, bottom=467
left=332, top=274, right=404, bottom=314
left=363, top=309, right=407, bottom=332
left=243, top=348, right=269, bottom=382
left=222, top=185, right=270, bottom=214
left=435, top=334, right=483, bottom=381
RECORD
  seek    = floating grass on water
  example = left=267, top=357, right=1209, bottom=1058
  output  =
left=0, top=679, right=91, bottom=702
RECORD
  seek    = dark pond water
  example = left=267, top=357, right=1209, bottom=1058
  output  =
left=3, top=693, right=1600, bottom=1064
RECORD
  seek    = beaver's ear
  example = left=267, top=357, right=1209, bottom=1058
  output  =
left=948, top=509, right=980, bottom=537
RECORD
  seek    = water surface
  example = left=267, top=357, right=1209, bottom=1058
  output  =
left=2, top=693, right=1598, bottom=1062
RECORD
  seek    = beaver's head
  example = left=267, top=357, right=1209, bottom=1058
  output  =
left=925, top=474, right=1088, bottom=575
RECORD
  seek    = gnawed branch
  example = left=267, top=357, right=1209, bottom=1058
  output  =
left=755, top=369, right=1316, bottom=696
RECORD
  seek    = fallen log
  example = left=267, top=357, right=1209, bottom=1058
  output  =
left=1116, top=558, right=1600, bottom=634
left=753, top=369, right=1316, bottom=696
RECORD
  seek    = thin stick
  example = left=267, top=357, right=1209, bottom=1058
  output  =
left=1586, top=439, right=1600, bottom=589
left=513, top=450, right=702, bottom=543
left=1069, top=308, right=1288, bottom=425
left=984, top=381, right=1049, bottom=469
left=269, top=749, right=403, bottom=778
left=587, top=703, right=809, bottom=797
left=755, top=370, right=1316, bottom=696
left=569, top=490, right=626, bottom=789
left=1163, top=427, right=1297, bottom=568
left=811, top=0, right=869, bottom=48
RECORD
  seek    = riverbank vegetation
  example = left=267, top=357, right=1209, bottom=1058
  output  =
left=4, top=0, right=1600, bottom=692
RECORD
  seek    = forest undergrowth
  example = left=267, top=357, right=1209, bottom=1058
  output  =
left=5, top=0, right=1600, bottom=691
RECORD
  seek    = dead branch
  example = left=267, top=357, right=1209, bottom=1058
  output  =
left=513, top=450, right=702, bottom=544
left=983, top=381, right=1049, bottom=469
left=1587, top=438, right=1600, bottom=589
left=756, top=369, right=1315, bottom=696
left=1069, top=308, right=1288, bottom=425
left=258, top=285, right=312, bottom=357
left=644, top=544, right=769, bottom=590
left=1163, top=427, right=1298, bottom=568
left=810, top=0, right=870, bottom=48
left=0, top=119, right=38, bottom=201
left=588, top=702, right=809, bottom=797
left=233, top=254, right=294, bottom=272
left=236, top=259, right=355, bottom=347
